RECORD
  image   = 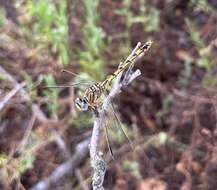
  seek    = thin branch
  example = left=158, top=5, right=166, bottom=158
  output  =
left=0, top=82, right=26, bottom=111
left=75, top=169, right=89, bottom=190
left=89, top=42, right=145, bottom=190
left=15, top=114, right=36, bottom=154
left=30, top=139, right=89, bottom=190
left=53, top=130, right=71, bottom=159
left=0, top=66, right=48, bottom=123
left=0, top=66, right=30, bottom=101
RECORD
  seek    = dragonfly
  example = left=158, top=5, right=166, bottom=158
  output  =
left=75, top=41, right=152, bottom=113
left=45, top=41, right=152, bottom=157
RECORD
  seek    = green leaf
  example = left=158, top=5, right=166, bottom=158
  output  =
left=43, top=74, right=59, bottom=116
left=196, top=57, right=210, bottom=69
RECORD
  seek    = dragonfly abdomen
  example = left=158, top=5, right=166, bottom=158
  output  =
left=81, top=41, right=152, bottom=109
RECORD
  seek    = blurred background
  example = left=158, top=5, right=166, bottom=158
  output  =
left=0, top=0, right=217, bottom=189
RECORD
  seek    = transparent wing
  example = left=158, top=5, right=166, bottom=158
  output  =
left=102, top=113, right=115, bottom=160
left=42, top=82, right=91, bottom=89
left=41, top=69, right=96, bottom=89
left=110, top=101, right=134, bottom=150
left=42, top=70, right=95, bottom=92
left=62, top=69, right=79, bottom=77
left=62, top=69, right=96, bottom=84
left=101, top=92, right=134, bottom=151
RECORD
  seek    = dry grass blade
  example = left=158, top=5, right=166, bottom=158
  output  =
left=0, top=82, right=26, bottom=111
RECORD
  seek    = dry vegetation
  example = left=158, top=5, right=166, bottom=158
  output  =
left=0, top=0, right=217, bottom=189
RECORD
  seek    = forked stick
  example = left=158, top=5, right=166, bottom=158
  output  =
left=90, top=42, right=148, bottom=190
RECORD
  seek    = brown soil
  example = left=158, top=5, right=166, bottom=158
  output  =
left=0, top=0, right=217, bottom=189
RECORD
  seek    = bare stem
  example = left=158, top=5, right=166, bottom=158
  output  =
left=30, top=139, right=89, bottom=190
left=89, top=42, right=144, bottom=190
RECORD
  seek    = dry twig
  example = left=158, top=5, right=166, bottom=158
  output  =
left=0, top=66, right=48, bottom=122
left=90, top=42, right=145, bottom=190
left=30, top=139, right=89, bottom=190
left=0, top=82, right=26, bottom=111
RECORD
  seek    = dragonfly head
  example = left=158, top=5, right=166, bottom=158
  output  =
left=75, top=97, right=89, bottom=111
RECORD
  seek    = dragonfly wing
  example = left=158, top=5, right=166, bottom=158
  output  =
left=103, top=118, right=115, bottom=160
left=43, top=69, right=96, bottom=89
left=62, top=69, right=96, bottom=84
left=110, top=100, right=134, bottom=150
left=42, top=82, right=92, bottom=89
left=101, top=92, right=133, bottom=150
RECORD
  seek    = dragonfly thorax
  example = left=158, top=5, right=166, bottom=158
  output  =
left=75, top=97, right=89, bottom=111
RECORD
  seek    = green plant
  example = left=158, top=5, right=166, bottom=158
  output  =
left=186, top=19, right=210, bottom=70
left=24, top=0, right=69, bottom=65
left=0, top=74, right=6, bottom=82
left=185, top=19, right=217, bottom=86
left=0, top=8, right=6, bottom=27
left=43, top=74, right=59, bottom=117
left=158, top=132, right=168, bottom=145
left=190, top=0, right=213, bottom=13
left=115, top=0, right=160, bottom=33
left=0, top=150, right=35, bottom=182
left=186, top=19, right=206, bottom=51
left=109, top=120, right=132, bottom=144
left=156, top=95, right=173, bottom=119
left=0, top=129, right=53, bottom=182
left=112, top=0, right=158, bottom=62
left=114, top=0, right=131, bottom=32
left=139, top=0, right=160, bottom=32
left=72, top=113, right=94, bottom=129
left=122, top=160, right=141, bottom=178
left=78, top=0, right=106, bottom=80
left=178, top=57, right=193, bottom=87
left=23, top=73, right=38, bottom=98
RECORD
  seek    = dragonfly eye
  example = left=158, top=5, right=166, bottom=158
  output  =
left=82, top=98, right=87, bottom=104
left=75, top=97, right=88, bottom=111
